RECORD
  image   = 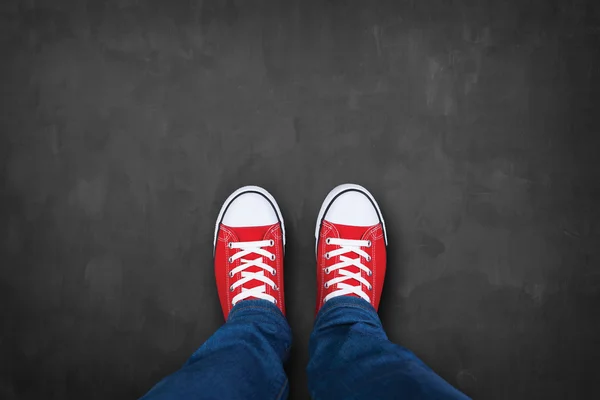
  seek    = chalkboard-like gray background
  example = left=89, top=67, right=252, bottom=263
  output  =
left=1, top=1, right=599, bottom=398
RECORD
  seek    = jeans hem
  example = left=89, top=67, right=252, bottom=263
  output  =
left=315, top=297, right=380, bottom=326
left=228, top=299, right=286, bottom=322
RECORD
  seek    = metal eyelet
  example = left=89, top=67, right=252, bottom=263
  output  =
left=230, top=285, right=234, bottom=292
left=228, top=257, right=233, bottom=263
left=269, top=240, right=274, bottom=246
left=366, top=255, right=372, bottom=262
left=324, top=282, right=329, bottom=289
left=227, top=242, right=233, bottom=248
left=368, top=285, right=373, bottom=291
left=368, top=270, right=372, bottom=277
left=274, top=285, right=279, bottom=291
left=271, top=269, right=276, bottom=276
left=325, top=253, right=330, bottom=260
left=326, top=238, right=331, bottom=245
left=324, top=268, right=330, bottom=274
left=270, top=254, right=276, bottom=261
left=229, top=271, right=233, bottom=278
left=367, top=240, right=372, bottom=247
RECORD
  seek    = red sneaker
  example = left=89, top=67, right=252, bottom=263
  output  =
left=315, top=184, right=388, bottom=313
left=214, top=186, right=286, bottom=319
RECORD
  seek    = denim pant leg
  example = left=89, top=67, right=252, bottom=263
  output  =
left=140, top=300, right=292, bottom=400
left=307, top=297, right=470, bottom=400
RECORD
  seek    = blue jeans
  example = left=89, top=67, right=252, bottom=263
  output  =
left=141, top=297, right=469, bottom=400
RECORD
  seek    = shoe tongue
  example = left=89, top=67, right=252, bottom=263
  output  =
left=222, top=224, right=274, bottom=242
left=223, top=224, right=277, bottom=300
left=326, top=222, right=377, bottom=300
left=327, top=222, right=374, bottom=240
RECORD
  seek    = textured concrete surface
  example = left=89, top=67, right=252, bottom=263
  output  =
left=1, top=0, right=600, bottom=399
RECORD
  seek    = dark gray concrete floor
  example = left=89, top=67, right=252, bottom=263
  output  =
left=1, top=0, right=600, bottom=399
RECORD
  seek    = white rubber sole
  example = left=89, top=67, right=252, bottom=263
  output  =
left=314, top=183, right=388, bottom=254
left=213, top=185, right=286, bottom=251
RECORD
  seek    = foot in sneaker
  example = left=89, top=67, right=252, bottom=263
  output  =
left=214, top=186, right=286, bottom=319
left=315, top=184, right=387, bottom=313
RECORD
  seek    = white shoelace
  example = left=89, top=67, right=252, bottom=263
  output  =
left=323, top=238, right=372, bottom=303
left=228, top=239, right=278, bottom=306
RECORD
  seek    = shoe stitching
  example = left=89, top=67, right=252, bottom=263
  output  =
left=318, top=223, right=333, bottom=310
